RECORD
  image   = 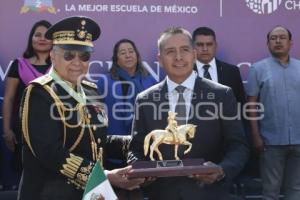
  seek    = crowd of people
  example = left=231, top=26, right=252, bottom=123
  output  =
left=0, top=15, right=299, bottom=200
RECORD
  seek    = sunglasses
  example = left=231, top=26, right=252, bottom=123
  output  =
left=56, top=50, right=91, bottom=62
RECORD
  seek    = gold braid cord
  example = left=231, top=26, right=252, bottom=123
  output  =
left=22, top=85, right=36, bottom=156
left=22, top=84, right=103, bottom=189
left=42, top=85, right=98, bottom=156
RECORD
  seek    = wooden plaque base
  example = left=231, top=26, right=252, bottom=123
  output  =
left=128, top=159, right=220, bottom=179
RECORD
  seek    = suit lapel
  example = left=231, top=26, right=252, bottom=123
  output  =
left=216, top=59, right=223, bottom=83
left=157, top=79, right=170, bottom=123
left=193, top=63, right=198, bottom=73
left=188, top=77, right=205, bottom=125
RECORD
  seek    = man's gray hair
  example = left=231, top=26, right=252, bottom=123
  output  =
left=157, top=27, right=193, bottom=53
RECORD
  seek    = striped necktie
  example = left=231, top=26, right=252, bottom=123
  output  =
left=203, top=64, right=212, bottom=80
left=175, top=85, right=187, bottom=125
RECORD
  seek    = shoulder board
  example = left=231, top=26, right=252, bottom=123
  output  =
left=31, top=75, right=53, bottom=85
left=82, top=80, right=97, bottom=89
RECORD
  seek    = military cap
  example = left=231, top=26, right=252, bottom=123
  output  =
left=45, top=16, right=100, bottom=52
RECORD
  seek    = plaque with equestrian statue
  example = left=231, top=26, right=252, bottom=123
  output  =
left=128, top=111, right=220, bottom=179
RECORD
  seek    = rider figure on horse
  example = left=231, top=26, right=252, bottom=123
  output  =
left=166, top=111, right=179, bottom=143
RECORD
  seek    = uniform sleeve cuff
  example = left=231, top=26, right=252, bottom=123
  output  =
left=60, top=153, right=94, bottom=190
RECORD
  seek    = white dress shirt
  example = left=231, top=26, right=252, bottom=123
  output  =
left=196, top=58, right=218, bottom=82
left=166, top=71, right=197, bottom=120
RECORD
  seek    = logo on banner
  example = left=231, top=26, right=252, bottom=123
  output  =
left=245, top=0, right=282, bottom=14
left=20, top=0, right=56, bottom=14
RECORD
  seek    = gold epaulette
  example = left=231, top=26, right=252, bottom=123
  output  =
left=31, top=74, right=53, bottom=85
left=82, top=80, right=97, bottom=89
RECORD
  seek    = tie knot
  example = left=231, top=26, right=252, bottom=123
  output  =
left=203, top=64, right=210, bottom=72
left=175, top=85, right=186, bottom=93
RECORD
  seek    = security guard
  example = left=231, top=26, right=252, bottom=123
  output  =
left=19, top=16, right=144, bottom=200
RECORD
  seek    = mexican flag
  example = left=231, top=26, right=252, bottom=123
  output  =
left=82, top=161, right=117, bottom=200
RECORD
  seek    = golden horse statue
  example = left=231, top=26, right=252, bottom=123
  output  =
left=144, top=124, right=197, bottom=161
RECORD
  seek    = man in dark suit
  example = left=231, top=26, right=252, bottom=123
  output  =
left=128, top=27, right=249, bottom=200
left=192, top=27, right=246, bottom=107
left=192, top=27, right=254, bottom=182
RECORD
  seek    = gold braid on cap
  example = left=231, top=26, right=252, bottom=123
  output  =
left=52, top=31, right=93, bottom=47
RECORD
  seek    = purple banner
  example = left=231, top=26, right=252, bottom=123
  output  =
left=0, top=0, right=299, bottom=107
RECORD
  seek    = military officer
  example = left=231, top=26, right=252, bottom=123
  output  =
left=18, top=16, right=144, bottom=200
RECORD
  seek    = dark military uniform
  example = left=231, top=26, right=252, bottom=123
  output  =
left=19, top=74, right=128, bottom=200
left=18, top=16, right=132, bottom=200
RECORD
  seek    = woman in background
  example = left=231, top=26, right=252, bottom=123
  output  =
left=2, top=20, right=52, bottom=184
left=97, top=39, right=157, bottom=168
left=97, top=38, right=156, bottom=200
left=98, top=39, right=157, bottom=137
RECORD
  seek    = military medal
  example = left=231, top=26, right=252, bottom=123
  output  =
left=91, top=104, right=108, bottom=126
left=97, top=111, right=108, bottom=126
left=97, top=113, right=104, bottom=123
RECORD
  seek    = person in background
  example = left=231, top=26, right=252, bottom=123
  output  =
left=2, top=20, right=52, bottom=188
left=97, top=38, right=157, bottom=138
left=192, top=26, right=246, bottom=110
left=97, top=39, right=157, bottom=169
left=192, top=27, right=253, bottom=183
left=97, top=39, right=157, bottom=200
left=18, top=16, right=144, bottom=200
left=247, top=26, right=300, bottom=200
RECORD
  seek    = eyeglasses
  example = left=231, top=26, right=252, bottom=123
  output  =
left=56, top=50, right=91, bottom=62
